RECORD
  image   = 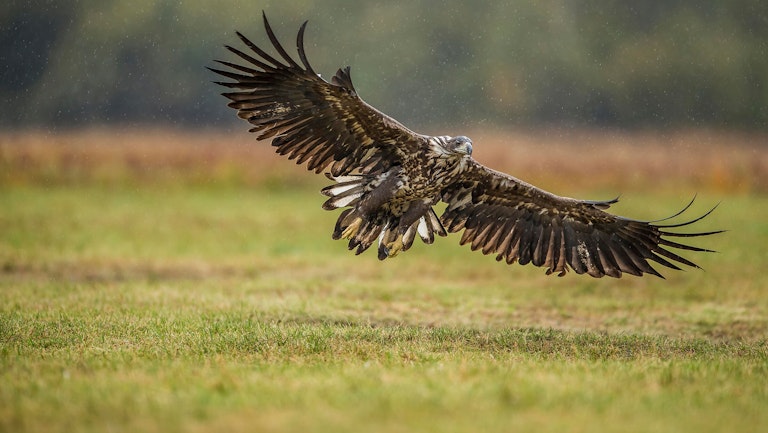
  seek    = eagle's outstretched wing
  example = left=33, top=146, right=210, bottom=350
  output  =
left=208, top=12, right=423, bottom=176
left=441, top=160, right=721, bottom=278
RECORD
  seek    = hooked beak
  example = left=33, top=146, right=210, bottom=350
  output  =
left=459, top=141, right=473, bottom=156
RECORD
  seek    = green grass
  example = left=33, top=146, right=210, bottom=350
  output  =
left=1, top=183, right=767, bottom=433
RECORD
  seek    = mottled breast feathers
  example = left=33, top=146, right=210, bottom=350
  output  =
left=210, top=13, right=721, bottom=279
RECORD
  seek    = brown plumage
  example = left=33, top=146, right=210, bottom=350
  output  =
left=209, top=13, right=721, bottom=278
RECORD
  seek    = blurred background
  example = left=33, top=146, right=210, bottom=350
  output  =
left=5, top=5, right=768, bottom=433
left=2, top=0, right=767, bottom=131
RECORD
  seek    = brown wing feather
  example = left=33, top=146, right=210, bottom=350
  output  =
left=441, top=161, right=721, bottom=278
left=208, top=12, right=423, bottom=176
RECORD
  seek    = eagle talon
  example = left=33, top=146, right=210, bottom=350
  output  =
left=386, top=237, right=405, bottom=258
left=341, top=217, right=363, bottom=239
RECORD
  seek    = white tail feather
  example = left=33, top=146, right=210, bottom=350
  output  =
left=426, top=208, right=447, bottom=237
left=417, top=217, right=430, bottom=241
left=376, top=222, right=389, bottom=249
left=402, top=224, right=417, bottom=251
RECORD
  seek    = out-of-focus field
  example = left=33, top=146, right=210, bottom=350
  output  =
left=1, top=128, right=767, bottom=433
left=2, top=127, right=766, bottom=192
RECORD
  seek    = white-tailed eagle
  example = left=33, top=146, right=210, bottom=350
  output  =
left=209, top=13, right=720, bottom=278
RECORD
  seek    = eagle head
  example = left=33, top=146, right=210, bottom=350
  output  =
left=447, top=136, right=473, bottom=157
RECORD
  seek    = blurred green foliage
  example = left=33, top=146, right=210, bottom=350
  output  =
left=2, top=0, right=767, bottom=129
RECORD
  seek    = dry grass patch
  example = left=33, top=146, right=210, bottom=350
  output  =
left=2, top=127, right=766, bottom=193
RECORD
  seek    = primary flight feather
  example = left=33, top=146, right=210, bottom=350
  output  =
left=209, top=13, right=721, bottom=278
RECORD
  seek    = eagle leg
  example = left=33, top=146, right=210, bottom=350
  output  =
left=386, top=236, right=406, bottom=258
left=341, top=217, right=363, bottom=239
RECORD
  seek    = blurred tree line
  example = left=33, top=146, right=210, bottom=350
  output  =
left=2, top=0, right=767, bottom=130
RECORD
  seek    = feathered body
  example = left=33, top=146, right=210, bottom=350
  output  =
left=209, top=13, right=721, bottom=278
left=321, top=135, right=472, bottom=259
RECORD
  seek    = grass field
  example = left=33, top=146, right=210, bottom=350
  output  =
left=1, top=129, right=767, bottom=432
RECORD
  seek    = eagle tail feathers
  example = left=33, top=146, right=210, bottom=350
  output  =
left=328, top=201, right=446, bottom=260
left=376, top=209, right=447, bottom=260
